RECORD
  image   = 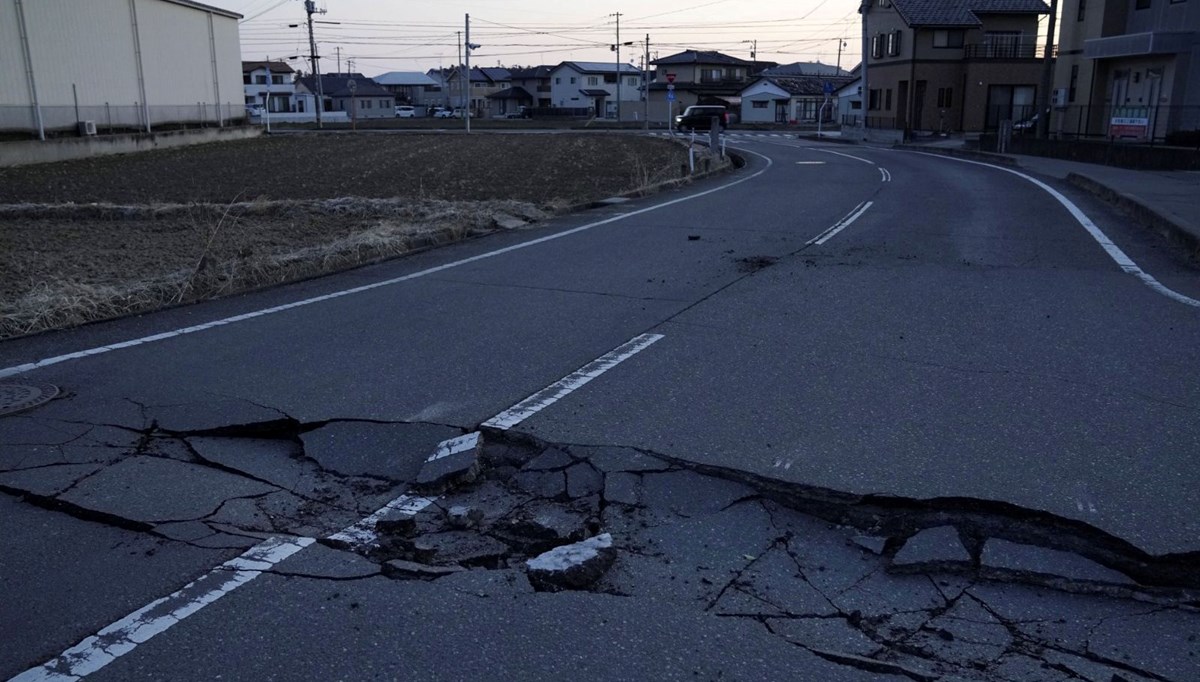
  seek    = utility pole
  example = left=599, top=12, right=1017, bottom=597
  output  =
left=743, top=39, right=757, bottom=73
left=859, top=0, right=870, bottom=139
left=644, top=34, right=650, bottom=131
left=465, top=14, right=480, bottom=133
left=837, top=39, right=846, bottom=73
left=612, top=12, right=622, bottom=121
left=305, top=0, right=325, bottom=128
left=335, top=46, right=341, bottom=75
left=456, top=31, right=463, bottom=113
left=1036, top=0, right=1059, bottom=139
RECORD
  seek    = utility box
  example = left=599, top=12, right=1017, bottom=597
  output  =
left=77, top=121, right=97, bottom=136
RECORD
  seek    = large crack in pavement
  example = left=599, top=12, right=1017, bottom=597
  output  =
left=2, top=410, right=1198, bottom=681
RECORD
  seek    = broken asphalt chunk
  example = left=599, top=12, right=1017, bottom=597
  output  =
left=526, top=533, right=616, bottom=591
left=413, top=432, right=483, bottom=494
left=981, top=538, right=1134, bottom=585
left=495, top=500, right=589, bottom=552
left=408, top=531, right=510, bottom=567
left=383, top=559, right=468, bottom=579
left=890, top=525, right=971, bottom=570
left=565, top=463, right=604, bottom=499
left=522, top=447, right=574, bottom=471
left=512, top=469, right=567, bottom=499
left=603, top=471, right=641, bottom=506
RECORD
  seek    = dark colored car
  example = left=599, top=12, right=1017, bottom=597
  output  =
left=675, top=105, right=728, bottom=132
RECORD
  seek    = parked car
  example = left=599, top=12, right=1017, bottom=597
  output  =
left=452, top=108, right=471, bottom=119
left=675, top=105, right=728, bottom=132
left=432, top=107, right=454, bottom=119
left=395, top=105, right=416, bottom=118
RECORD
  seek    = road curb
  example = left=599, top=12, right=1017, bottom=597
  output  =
left=1066, top=172, right=1200, bottom=256
left=892, top=144, right=1020, bottom=166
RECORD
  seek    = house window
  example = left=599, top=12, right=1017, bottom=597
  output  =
left=851, top=100, right=862, bottom=110
left=752, top=100, right=768, bottom=108
left=1078, top=0, right=1086, bottom=20
left=885, top=88, right=892, bottom=110
left=871, top=34, right=883, bottom=58
left=937, top=87, right=953, bottom=107
left=627, top=77, right=638, bottom=86
left=555, top=77, right=561, bottom=84
left=570, top=77, right=576, bottom=84
left=604, top=74, right=617, bottom=84
left=887, top=30, right=902, bottom=56
left=255, top=75, right=267, bottom=84
left=868, top=89, right=881, bottom=110
left=243, top=74, right=251, bottom=84
left=932, top=29, right=965, bottom=48
left=877, top=0, right=890, bottom=6
left=1069, top=64, right=1079, bottom=102
left=272, top=75, right=286, bottom=84
left=588, top=76, right=599, bottom=86
left=363, top=100, right=372, bottom=109
left=1135, top=0, right=1150, bottom=7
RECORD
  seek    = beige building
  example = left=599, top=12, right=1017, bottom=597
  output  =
left=1, top=0, right=243, bottom=138
left=1054, top=0, right=1200, bottom=140
left=861, top=0, right=1050, bottom=133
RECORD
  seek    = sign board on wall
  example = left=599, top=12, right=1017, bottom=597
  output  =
left=1109, top=116, right=1148, bottom=140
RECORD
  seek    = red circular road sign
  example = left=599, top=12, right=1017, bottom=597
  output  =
left=666, top=73, right=676, bottom=83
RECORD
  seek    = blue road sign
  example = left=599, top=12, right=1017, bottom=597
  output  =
left=823, top=81, right=834, bottom=95
left=667, top=91, right=676, bottom=101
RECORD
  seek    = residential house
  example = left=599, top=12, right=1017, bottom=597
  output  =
left=490, top=65, right=553, bottom=114
left=1054, top=0, right=1200, bottom=140
left=834, top=65, right=865, bottom=125
left=242, top=61, right=296, bottom=113
left=1, top=0, right=243, bottom=136
left=445, top=67, right=511, bottom=116
left=647, top=50, right=767, bottom=123
left=761, top=61, right=852, bottom=77
left=425, top=67, right=454, bottom=109
left=739, top=74, right=854, bottom=123
left=860, top=0, right=1051, bottom=134
left=295, top=73, right=394, bottom=119
left=373, top=71, right=441, bottom=109
left=548, top=62, right=644, bottom=119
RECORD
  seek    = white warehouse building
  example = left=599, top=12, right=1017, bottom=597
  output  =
left=0, top=0, right=244, bottom=139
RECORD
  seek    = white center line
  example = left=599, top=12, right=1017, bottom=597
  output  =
left=807, top=201, right=875, bottom=246
left=813, top=148, right=876, bottom=165
left=796, top=161, right=827, bottom=165
left=10, top=537, right=313, bottom=682
left=482, top=332, right=665, bottom=431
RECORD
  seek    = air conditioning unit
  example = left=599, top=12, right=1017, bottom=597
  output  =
left=78, top=120, right=97, bottom=136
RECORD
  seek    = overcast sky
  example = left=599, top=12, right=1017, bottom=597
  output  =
left=224, top=0, right=869, bottom=76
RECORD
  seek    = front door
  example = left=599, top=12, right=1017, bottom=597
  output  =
left=775, top=101, right=787, bottom=123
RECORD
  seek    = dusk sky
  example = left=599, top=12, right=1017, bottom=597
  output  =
left=224, top=0, right=870, bottom=76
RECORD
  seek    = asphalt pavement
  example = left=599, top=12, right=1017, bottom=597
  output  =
left=2, top=135, right=1198, bottom=681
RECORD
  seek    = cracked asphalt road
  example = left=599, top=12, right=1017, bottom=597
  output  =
left=2, top=138, right=1199, bottom=680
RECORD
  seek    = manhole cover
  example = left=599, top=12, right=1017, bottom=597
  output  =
left=0, top=382, right=61, bottom=416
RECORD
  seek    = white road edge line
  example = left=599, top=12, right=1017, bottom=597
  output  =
left=901, top=150, right=1200, bottom=309
left=813, top=148, right=876, bottom=165
left=9, top=537, right=314, bottom=682
left=0, top=150, right=775, bottom=381
left=879, top=167, right=892, bottom=182
left=482, top=332, right=665, bottom=431
left=808, top=201, right=875, bottom=246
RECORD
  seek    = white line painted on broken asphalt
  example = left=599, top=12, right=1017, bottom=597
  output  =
left=482, top=333, right=665, bottom=431
left=807, top=201, right=875, bottom=246
left=10, top=537, right=313, bottom=682
left=0, top=151, right=774, bottom=381
left=325, top=493, right=438, bottom=549
left=901, top=150, right=1200, bottom=309
left=423, top=432, right=481, bottom=463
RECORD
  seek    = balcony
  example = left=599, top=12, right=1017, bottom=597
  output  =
left=963, top=42, right=1053, bottom=59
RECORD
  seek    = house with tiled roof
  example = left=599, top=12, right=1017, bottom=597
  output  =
left=647, top=50, right=774, bottom=123
left=242, top=61, right=296, bottom=113
left=860, top=0, right=1051, bottom=134
left=548, top=62, right=644, bottom=119
left=444, top=67, right=511, bottom=117
left=295, top=73, right=395, bottom=119
left=739, top=74, right=855, bottom=124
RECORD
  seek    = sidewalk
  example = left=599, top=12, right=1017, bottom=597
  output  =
left=897, top=138, right=1200, bottom=253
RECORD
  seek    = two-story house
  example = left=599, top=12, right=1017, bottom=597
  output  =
left=373, top=71, right=441, bottom=109
left=242, top=61, right=296, bottom=113
left=861, top=0, right=1051, bottom=134
left=488, top=65, right=553, bottom=115
left=445, top=67, right=511, bottom=117
left=548, top=62, right=644, bottom=119
left=1054, top=0, right=1199, bottom=140
left=647, top=50, right=762, bottom=123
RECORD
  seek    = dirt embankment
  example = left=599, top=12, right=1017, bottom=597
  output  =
left=0, top=133, right=710, bottom=339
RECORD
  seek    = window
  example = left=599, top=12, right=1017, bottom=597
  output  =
left=569, top=77, right=576, bottom=84
left=363, top=100, right=372, bottom=109
left=1078, top=0, right=1086, bottom=20
left=871, top=34, right=883, bottom=58
left=1068, top=65, right=1079, bottom=102
left=887, top=30, right=902, bottom=56
left=1135, top=0, right=1150, bottom=8
left=243, top=75, right=251, bottom=84
left=555, top=77, right=561, bottom=84
left=936, top=87, right=953, bottom=107
left=255, top=75, right=267, bottom=84
left=588, top=76, right=599, bottom=85
left=752, top=100, right=768, bottom=108
left=932, top=29, right=964, bottom=48
left=627, top=77, right=638, bottom=86
left=272, top=75, right=286, bottom=84
left=885, top=88, right=892, bottom=110
left=877, top=0, right=890, bottom=6
left=604, top=74, right=617, bottom=84
left=868, top=88, right=881, bottom=110
left=851, top=100, right=862, bottom=110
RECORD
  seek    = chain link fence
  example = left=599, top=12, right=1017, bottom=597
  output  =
left=0, top=103, right=250, bottom=139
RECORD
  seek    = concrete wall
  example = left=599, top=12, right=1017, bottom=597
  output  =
left=0, top=125, right=261, bottom=168
left=0, top=0, right=242, bottom=133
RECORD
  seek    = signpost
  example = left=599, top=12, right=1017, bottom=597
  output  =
left=347, top=78, right=357, bottom=130
left=666, top=74, right=676, bottom=134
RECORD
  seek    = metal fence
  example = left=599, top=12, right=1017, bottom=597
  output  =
left=0, top=103, right=250, bottom=139
left=993, top=104, right=1200, bottom=145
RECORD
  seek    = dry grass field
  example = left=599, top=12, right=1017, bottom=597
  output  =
left=0, top=133, right=699, bottom=339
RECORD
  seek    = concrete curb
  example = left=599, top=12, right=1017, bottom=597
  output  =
left=892, top=144, right=1019, bottom=166
left=1066, top=172, right=1200, bottom=256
